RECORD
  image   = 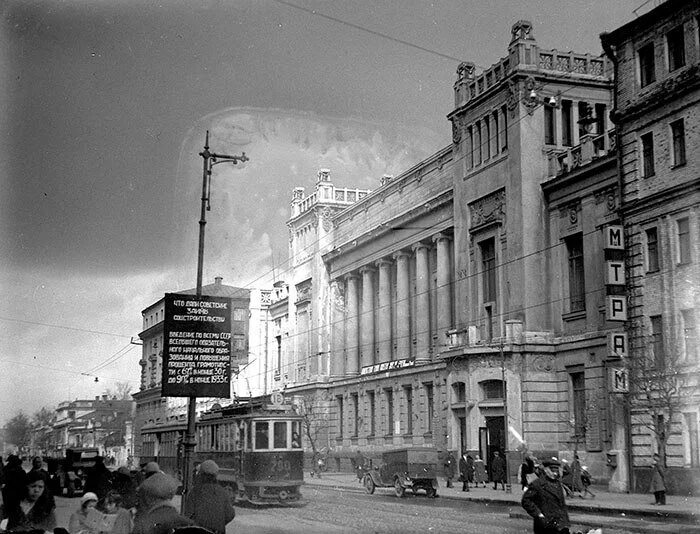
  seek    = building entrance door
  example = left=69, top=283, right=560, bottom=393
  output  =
left=485, top=416, right=505, bottom=464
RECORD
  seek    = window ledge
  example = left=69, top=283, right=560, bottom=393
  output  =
left=563, top=309, right=586, bottom=322
left=671, top=162, right=686, bottom=170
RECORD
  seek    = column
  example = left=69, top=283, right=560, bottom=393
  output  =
left=376, top=258, right=392, bottom=364
left=330, top=279, right=345, bottom=378
left=360, top=266, right=376, bottom=369
left=433, top=233, right=453, bottom=346
left=393, top=250, right=411, bottom=360
left=412, top=242, right=431, bottom=362
left=345, top=273, right=360, bottom=376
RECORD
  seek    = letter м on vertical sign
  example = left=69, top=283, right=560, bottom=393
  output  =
left=606, top=296, right=627, bottom=321
left=604, top=225, right=624, bottom=250
left=610, top=368, right=629, bottom=393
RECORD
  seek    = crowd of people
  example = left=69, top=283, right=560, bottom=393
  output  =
left=0, top=455, right=235, bottom=534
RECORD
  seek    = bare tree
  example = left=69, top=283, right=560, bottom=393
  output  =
left=292, top=391, right=332, bottom=474
left=629, top=334, right=698, bottom=466
left=103, top=381, right=133, bottom=400
left=32, top=406, right=55, bottom=452
left=5, top=411, right=32, bottom=451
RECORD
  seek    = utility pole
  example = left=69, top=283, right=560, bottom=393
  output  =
left=181, top=131, right=248, bottom=513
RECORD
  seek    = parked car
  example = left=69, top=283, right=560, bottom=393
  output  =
left=363, top=447, right=439, bottom=498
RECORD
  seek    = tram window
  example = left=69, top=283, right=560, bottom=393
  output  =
left=244, top=422, right=251, bottom=450
left=292, top=421, right=302, bottom=448
left=273, top=421, right=287, bottom=449
left=255, top=421, right=269, bottom=449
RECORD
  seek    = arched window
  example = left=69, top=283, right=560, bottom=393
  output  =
left=451, top=381, right=466, bottom=403
left=480, top=380, right=504, bottom=400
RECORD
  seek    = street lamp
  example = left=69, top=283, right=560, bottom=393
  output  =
left=181, top=130, right=248, bottom=512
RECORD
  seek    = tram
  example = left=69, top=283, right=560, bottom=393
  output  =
left=140, top=396, right=305, bottom=505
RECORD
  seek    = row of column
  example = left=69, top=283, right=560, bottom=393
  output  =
left=330, top=233, right=453, bottom=377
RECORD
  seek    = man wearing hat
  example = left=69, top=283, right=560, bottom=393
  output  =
left=521, top=458, right=571, bottom=534
left=184, top=460, right=235, bottom=534
left=132, top=472, right=192, bottom=534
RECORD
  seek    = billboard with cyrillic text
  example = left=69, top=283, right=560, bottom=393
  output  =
left=161, top=293, right=232, bottom=397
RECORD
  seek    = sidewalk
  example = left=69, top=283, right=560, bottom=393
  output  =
left=305, top=472, right=700, bottom=532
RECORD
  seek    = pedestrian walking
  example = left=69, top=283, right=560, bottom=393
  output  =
left=521, top=458, right=570, bottom=534
left=4, top=470, right=57, bottom=533
left=490, top=451, right=507, bottom=491
left=1, top=455, right=28, bottom=513
left=570, top=454, right=583, bottom=497
left=184, top=460, right=235, bottom=534
left=649, top=453, right=666, bottom=505
left=444, top=451, right=456, bottom=488
left=141, top=462, right=162, bottom=480
left=68, top=492, right=100, bottom=534
left=458, top=453, right=472, bottom=492
left=84, top=457, right=112, bottom=502
left=132, top=472, right=193, bottom=534
left=473, top=454, right=486, bottom=487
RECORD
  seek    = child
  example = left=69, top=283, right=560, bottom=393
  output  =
left=101, top=491, right=132, bottom=534
left=69, top=492, right=99, bottom=534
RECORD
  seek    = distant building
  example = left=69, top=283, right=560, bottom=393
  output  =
left=602, top=0, right=700, bottom=494
left=50, top=396, right=135, bottom=464
left=132, top=277, right=271, bottom=468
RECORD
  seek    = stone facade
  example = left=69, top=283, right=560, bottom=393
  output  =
left=602, top=0, right=700, bottom=494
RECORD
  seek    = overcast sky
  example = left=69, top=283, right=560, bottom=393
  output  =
left=0, top=0, right=637, bottom=425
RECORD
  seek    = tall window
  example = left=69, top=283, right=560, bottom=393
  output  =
left=475, top=121, right=482, bottom=166
left=595, top=103, right=607, bottom=135
left=578, top=101, right=591, bottom=139
left=351, top=392, right=359, bottom=437
left=367, top=391, right=376, bottom=436
left=562, top=100, right=573, bottom=146
left=336, top=395, right=344, bottom=437
left=667, top=25, right=686, bottom=72
left=682, top=309, right=697, bottom=361
left=385, top=388, right=394, bottom=435
left=566, top=234, right=586, bottom=312
left=492, top=110, right=500, bottom=155
left=544, top=104, right=556, bottom=145
left=483, top=116, right=491, bottom=160
left=671, top=119, right=686, bottom=167
left=678, top=218, right=690, bottom=264
left=404, top=386, right=413, bottom=435
left=501, top=105, right=508, bottom=151
left=482, top=379, right=504, bottom=399
left=646, top=227, right=659, bottom=272
left=467, top=126, right=474, bottom=169
left=641, top=132, right=655, bottom=177
left=650, top=315, right=664, bottom=369
left=480, top=238, right=496, bottom=303
left=424, top=382, right=434, bottom=434
left=639, top=42, right=655, bottom=87
left=571, top=371, right=586, bottom=438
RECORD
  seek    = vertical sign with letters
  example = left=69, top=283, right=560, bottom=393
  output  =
left=162, top=293, right=232, bottom=397
left=606, top=296, right=627, bottom=321
left=610, top=368, right=629, bottom=393
left=608, top=332, right=628, bottom=359
left=604, top=225, right=624, bottom=250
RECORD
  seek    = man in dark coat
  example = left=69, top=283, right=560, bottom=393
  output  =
left=184, top=460, right=235, bottom=534
left=490, top=451, right=507, bottom=490
left=521, top=458, right=571, bottom=534
left=1, top=455, right=28, bottom=511
left=84, top=456, right=112, bottom=501
left=444, top=451, right=456, bottom=488
left=458, top=453, right=471, bottom=492
left=111, top=466, right=138, bottom=510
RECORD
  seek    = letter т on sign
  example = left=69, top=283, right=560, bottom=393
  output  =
left=161, top=293, right=232, bottom=398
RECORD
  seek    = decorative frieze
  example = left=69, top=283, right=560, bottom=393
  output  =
left=469, top=189, right=506, bottom=229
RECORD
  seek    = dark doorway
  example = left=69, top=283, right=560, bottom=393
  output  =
left=485, top=416, right=505, bottom=461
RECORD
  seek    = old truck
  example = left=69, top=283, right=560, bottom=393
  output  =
left=362, top=447, right=439, bottom=498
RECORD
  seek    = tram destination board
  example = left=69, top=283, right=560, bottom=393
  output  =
left=161, top=293, right=232, bottom=397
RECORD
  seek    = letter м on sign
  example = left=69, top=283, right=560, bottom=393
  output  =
left=605, top=261, right=626, bottom=285
left=610, top=368, right=629, bottom=393
left=604, top=225, right=624, bottom=250
left=606, top=296, right=627, bottom=321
